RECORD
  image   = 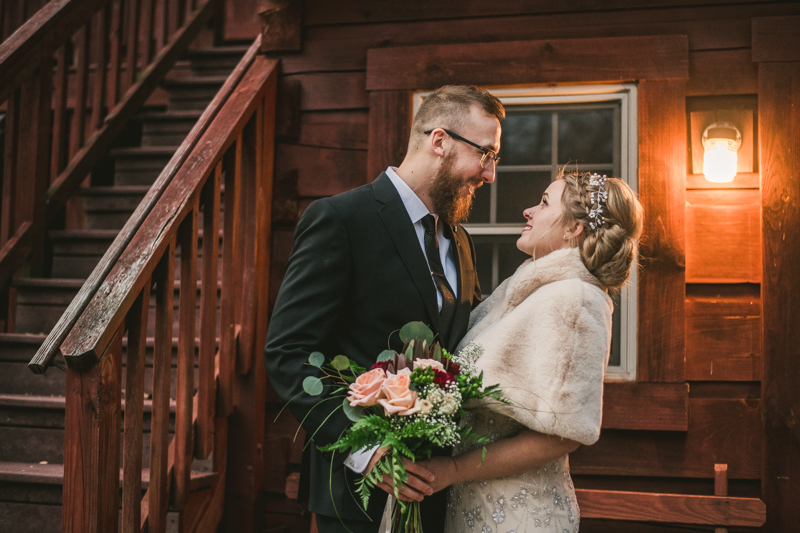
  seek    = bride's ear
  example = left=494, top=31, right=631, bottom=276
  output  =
left=566, top=221, right=584, bottom=240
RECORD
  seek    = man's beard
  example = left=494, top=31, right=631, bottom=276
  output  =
left=429, top=154, right=481, bottom=225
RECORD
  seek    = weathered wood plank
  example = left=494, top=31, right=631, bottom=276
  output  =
left=70, top=23, right=91, bottom=157
left=686, top=172, right=759, bottom=190
left=29, top=25, right=258, bottom=374
left=173, top=204, right=197, bottom=511
left=686, top=289, right=761, bottom=382
left=90, top=7, right=109, bottom=133
left=275, top=143, right=368, bottom=197
left=687, top=49, right=759, bottom=96
left=260, top=0, right=302, bottom=52
left=282, top=72, right=368, bottom=111
left=147, top=252, right=173, bottom=533
left=0, top=221, right=32, bottom=293
left=196, top=163, right=220, bottom=459
left=51, top=45, right=70, bottom=182
left=367, top=91, right=412, bottom=182
left=576, top=489, right=765, bottom=527
left=124, top=0, right=141, bottom=92
left=602, top=382, right=688, bottom=431
left=366, top=35, right=689, bottom=91
left=752, top=15, right=800, bottom=62
left=236, top=116, right=258, bottom=375
left=758, top=59, right=800, bottom=532
left=685, top=189, right=761, bottom=284
left=121, top=282, right=150, bottom=533
left=296, top=111, right=368, bottom=151
left=62, top=325, right=123, bottom=533
left=107, top=0, right=123, bottom=105
left=636, top=79, right=686, bottom=383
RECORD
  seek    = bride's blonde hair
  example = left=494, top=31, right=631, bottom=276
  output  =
left=558, top=171, right=643, bottom=289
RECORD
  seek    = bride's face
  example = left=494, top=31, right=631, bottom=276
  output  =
left=516, top=180, right=571, bottom=258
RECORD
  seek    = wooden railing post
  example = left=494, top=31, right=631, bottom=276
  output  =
left=63, top=324, right=123, bottom=533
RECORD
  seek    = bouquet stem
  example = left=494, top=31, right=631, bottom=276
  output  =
left=392, top=499, right=422, bottom=533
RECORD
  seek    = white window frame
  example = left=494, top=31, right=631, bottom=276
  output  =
left=413, top=84, right=638, bottom=381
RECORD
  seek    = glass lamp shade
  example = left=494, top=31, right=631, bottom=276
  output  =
left=702, top=123, right=742, bottom=183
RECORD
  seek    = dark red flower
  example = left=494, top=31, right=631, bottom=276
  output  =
left=371, top=360, right=394, bottom=374
left=433, top=369, right=455, bottom=388
left=444, top=361, right=461, bottom=375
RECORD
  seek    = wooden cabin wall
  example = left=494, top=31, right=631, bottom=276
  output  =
left=233, top=2, right=800, bottom=531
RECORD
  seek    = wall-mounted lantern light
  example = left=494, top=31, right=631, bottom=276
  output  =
left=702, top=122, right=742, bottom=183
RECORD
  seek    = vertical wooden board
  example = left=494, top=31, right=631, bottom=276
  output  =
left=236, top=116, right=258, bottom=375
left=125, top=0, right=141, bottom=92
left=62, top=328, right=123, bottom=533
left=367, top=90, right=413, bottom=182
left=685, top=291, right=761, bottom=381
left=70, top=23, right=91, bottom=157
left=685, top=189, right=761, bottom=283
left=51, top=45, right=70, bottom=183
left=637, top=79, right=686, bottom=383
left=91, top=7, right=109, bottom=132
left=686, top=49, right=759, bottom=96
left=2, top=91, right=19, bottom=247
left=759, top=61, right=800, bottom=532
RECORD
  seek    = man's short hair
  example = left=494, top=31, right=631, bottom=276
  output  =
left=412, top=86, right=505, bottom=140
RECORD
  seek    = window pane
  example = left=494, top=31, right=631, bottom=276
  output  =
left=498, top=240, right=529, bottom=285
left=608, top=291, right=621, bottom=367
left=466, top=180, right=491, bottom=224
left=557, top=108, right=615, bottom=165
left=500, top=111, right=551, bottom=166
left=496, top=171, right=551, bottom=224
left=473, top=241, right=493, bottom=295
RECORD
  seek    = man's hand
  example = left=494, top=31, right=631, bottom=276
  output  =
left=365, top=447, right=435, bottom=502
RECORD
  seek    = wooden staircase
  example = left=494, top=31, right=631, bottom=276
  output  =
left=0, top=44, right=247, bottom=533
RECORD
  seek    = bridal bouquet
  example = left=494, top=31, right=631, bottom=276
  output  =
left=299, top=322, right=507, bottom=533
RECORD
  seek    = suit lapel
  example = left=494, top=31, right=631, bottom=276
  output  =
left=373, top=174, right=443, bottom=337
left=448, top=223, right=476, bottom=351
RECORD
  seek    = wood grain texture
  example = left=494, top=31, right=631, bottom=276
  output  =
left=147, top=251, right=173, bottom=533
left=62, top=326, right=123, bottom=533
left=575, top=488, right=765, bottom=527
left=367, top=90, right=412, bottom=182
left=602, top=382, right=688, bottom=431
left=282, top=72, right=368, bottom=111
left=260, top=0, right=302, bottom=52
left=366, top=35, right=689, bottom=91
left=636, top=79, right=686, bottom=383
left=121, top=284, right=150, bottom=533
left=686, top=291, right=761, bottom=381
left=236, top=116, right=258, bottom=375
left=752, top=15, right=800, bottom=62
left=758, top=60, right=800, bottom=533
left=275, top=143, right=368, bottom=196
left=687, top=49, right=758, bottom=96
left=571, top=397, right=762, bottom=479
left=686, top=172, right=759, bottom=190
left=297, top=111, right=368, bottom=151
left=685, top=189, right=761, bottom=283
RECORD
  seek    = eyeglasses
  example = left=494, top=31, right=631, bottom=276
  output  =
left=424, top=128, right=500, bottom=169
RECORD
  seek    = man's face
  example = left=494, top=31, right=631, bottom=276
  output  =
left=430, top=107, right=501, bottom=225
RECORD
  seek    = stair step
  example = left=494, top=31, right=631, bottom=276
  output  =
left=138, top=110, right=203, bottom=147
left=11, top=278, right=221, bottom=336
left=185, top=46, right=249, bottom=76
left=109, top=147, right=175, bottom=187
left=162, top=76, right=226, bottom=111
left=50, top=228, right=224, bottom=279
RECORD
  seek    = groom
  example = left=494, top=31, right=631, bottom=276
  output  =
left=264, top=85, right=504, bottom=533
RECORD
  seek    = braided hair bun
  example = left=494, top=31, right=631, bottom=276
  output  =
left=559, top=172, right=643, bottom=290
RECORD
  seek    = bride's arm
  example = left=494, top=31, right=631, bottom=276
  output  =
left=421, top=429, right=580, bottom=493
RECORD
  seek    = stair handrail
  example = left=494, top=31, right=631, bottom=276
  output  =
left=0, top=0, right=221, bottom=320
left=51, top=41, right=277, bottom=532
left=27, top=32, right=262, bottom=374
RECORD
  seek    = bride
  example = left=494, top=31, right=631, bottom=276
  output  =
left=418, top=171, right=643, bottom=533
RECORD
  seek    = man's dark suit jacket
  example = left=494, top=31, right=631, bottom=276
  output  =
left=264, top=172, right=482, bottom=527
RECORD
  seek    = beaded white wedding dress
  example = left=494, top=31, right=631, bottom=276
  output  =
left=445, top=410, right=580, bottom=533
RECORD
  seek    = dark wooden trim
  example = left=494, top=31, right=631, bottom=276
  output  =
left=576, top=489, right=765, bottom=528
left=0, top=221, right=32, bottom=291
left=752, top=15, right=800, bottom=63
left=758, top=59, right=800, bottom=532
left=259, top=0, right=302, bottom=53
left=367, top=90, right=412, bottom=182
left=366, top=35, right=689, bottom=91
left=28, top=30, right=260, bottom=374
left=602, top=382, right=688, bottom=431
left=636, top=79, right=686, bottom=383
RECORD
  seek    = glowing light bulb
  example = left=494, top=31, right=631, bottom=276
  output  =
left=702, top=123, right=742, bottom=184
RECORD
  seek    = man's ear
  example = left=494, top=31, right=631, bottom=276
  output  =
left=429, top=129, right=446, bottom=158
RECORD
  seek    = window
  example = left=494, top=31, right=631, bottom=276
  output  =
left=414, top=84, right=638, bottom=380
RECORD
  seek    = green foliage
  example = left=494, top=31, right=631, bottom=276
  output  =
left=376, top=350, right=396, bottom=362
left=399, top=322, right=434, bottom=346
left=331, top=355, right=351, bottom=371
left=303, top=376, right=324, bottom=396
left=308, top=352, right=325, bottom=368
left=342, top=398, right=365, bottom=422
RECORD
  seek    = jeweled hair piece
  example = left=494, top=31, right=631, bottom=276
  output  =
left=588, top=173, right=608, bottom=230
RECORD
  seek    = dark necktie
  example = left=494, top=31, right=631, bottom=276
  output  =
left=421, top=214, right=456, bottom=345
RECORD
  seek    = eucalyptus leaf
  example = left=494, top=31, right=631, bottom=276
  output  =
left=433, top=345, right=442, bottom=362
left=308, top=352, right=325, bottom=368
left=303, top=376, right=324, bottom=396
left=376, top=350, right=396, bottom=363
left=331, top=355, right=351, bottom=371
left=342, top=398, right=365, bottom=422
left=399, top=321, right=434, bottom=345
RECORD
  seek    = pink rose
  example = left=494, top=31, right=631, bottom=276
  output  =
left=413, top=358, right=444, bottom=372
left=348, top=368, right=386, bottom=407
left=377, top=368, right=421, bottom=416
